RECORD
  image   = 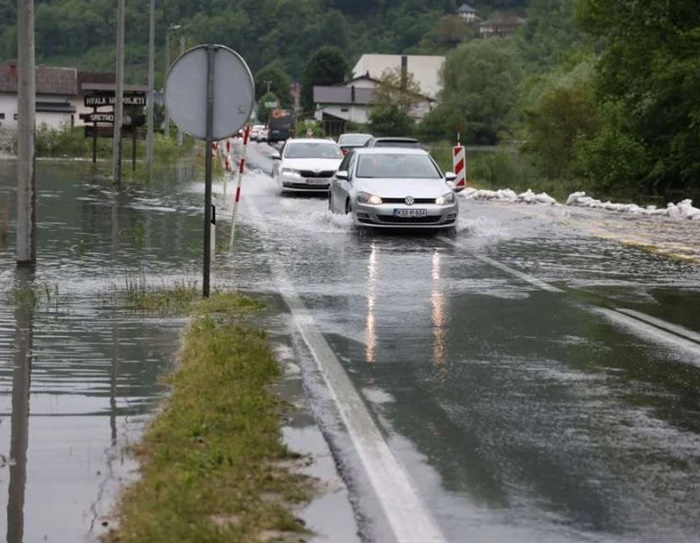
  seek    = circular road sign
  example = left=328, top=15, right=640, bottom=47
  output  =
left=165, top=44, right=254, bottom=140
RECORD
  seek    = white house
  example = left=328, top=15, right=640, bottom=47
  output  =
left=456, top=3, right=478, bottom=22
left=0, top=63, right=77, bottom=130
left=351, top=54, right=445, bottom=101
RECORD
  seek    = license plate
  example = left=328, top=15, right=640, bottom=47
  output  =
left=393, top=208, right=427, bottom=217
left=305, top=178, right=329, bottom=185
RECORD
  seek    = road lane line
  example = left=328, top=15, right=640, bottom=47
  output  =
left=613, top=308, right=700, bottom=345
left=594, top=307, right=700, bottom=362
left=243, top=197, right=447, bottom=543
left=437, top=235, right=564, bottom=293
left=436, top=235, right=700, bottom=360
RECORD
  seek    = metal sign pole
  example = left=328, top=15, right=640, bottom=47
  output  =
left=203, top=45, right=215, bottom=298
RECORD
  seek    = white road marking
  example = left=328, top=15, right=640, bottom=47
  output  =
left=613, top=308, right=700, bottom=345
left=594, top=307, right=700, bottom=362
left=437, top=235, right=564, bottom=293
left=242, top=196, right=447, bottom=543
left=437, top=235, right=700, bottom=360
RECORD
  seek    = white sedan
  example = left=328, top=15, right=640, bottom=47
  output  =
left=272, top=138, right=344, bottom=193
left=329, top=147, right=460, bottom=229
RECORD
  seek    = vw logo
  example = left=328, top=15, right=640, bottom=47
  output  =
left=405, top=196, right=415, bottom=206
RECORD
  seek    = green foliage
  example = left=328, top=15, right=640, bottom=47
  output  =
left=573, top=102, right=653, bottom=197
left=521, top=59, right=601, bottom=179
left=368, top=105, right=414, bottom=137
left=301, top=45, right=349, bottom=114
left=516, top=0, right=586, bottom=73
left=576, top=0, right=700, bottom=196
left=295, top=119, right=327, bottom=138
left=254, top=61, right=293, bottom=106
left=426, top=38, right=523, bottom=144
left=257, top=92, right=280, bottom=124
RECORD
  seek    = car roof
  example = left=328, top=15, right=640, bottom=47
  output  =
left=285, top=138, right=339, bottom=145
left=371, top=136, right=419, bottom=142
left=339, top=133, right=372, bottom=138
left=350, top=147, right=428, bottom=156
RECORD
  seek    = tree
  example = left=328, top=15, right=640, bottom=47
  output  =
left=257, top=92, right=280, bottom=124
left=521, top=59, right=602, bottom=178
left=301, top=46, right=349, bottom=114
left=254, top=62, right=292, bottom=106
left=429, top=38, right=523, bottom=144
left=576, top=0, right=700, bottom=196
left=369, top=105, right=413, bottom=137
left=372, top=67, right=424, bottom=116
left=516, top=0, right=586, bottom=73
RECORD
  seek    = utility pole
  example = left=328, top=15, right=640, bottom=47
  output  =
left=176, top=34, right=185, bottom=147
left=146, top=0, right=155, bottom=165
left=112, top=0, right=125, bottom=185
left=164, top=28, right=170, bottom=137
left=16, top=0, right=37, bottom=266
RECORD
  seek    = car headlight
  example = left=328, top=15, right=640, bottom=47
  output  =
left=435, top=191, right=455, bottom=205
left=356, top=191, right=383, bottom=205
left=281, top=168, right=301, bottom=177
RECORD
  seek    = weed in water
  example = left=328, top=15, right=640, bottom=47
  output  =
left=120, top=221, right=146, bottom=249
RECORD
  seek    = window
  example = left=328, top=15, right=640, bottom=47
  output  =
left=0, top=113, right=5, bottom=120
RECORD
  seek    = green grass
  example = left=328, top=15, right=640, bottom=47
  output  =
left=104, top=291, right=313, bottom=543
left=101, top=275, right=202, bottom=314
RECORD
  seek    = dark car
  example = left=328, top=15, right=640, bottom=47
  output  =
left=363, top=136, right=422, bottom=149
left=337, top=133, right=373, bottom=155
left=266, top=109, right=295, bottom=143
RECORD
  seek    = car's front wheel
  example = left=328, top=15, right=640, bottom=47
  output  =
left=345, top=199, right=352, bottom=215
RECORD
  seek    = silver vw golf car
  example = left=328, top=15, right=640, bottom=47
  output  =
left=328, top=147, right=460, bottom=229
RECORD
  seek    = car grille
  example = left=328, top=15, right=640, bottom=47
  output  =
left=285, top=182, right=329, bottom=190
left=299, top=170, right=335, bottom=178
left=376, top=215, right=443, bottom=224
left=381, top=198, right=435, bottom=204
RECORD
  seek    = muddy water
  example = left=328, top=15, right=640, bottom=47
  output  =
left=0, top=159, right=206, bottom=542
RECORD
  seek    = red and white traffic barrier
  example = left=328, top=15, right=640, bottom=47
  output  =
left=452, top=144, right=466, bottom=189
left=229, top=125, right=251, bottom=250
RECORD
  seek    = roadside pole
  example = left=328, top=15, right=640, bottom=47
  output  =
left=112, top=0, right=125, bottom=186
left=145, top=0, right=155, bottom=166
left=202, top=46, right=215, bottom=297
left=229, top=125, right=250, bottom=251
left=176, top=34, right=185, bottom=147
left=16, top=0, right=36, bottom=266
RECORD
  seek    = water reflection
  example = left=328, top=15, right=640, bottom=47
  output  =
left=431, top=249, right=447, bottom=369
left=0, top=161, right=203, bottom=542
left=365, top=242, right=379, bottom=365
left=6, top=268, right=34, bottom=543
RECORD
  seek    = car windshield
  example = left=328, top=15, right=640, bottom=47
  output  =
left=285, top=142, right=343, bottom=159
left=356, top=154, right=442, bottom=179
left=339, top=134, right=371, bottom=145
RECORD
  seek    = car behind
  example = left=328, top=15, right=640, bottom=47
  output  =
left=272, top=138, right=344, bottom=193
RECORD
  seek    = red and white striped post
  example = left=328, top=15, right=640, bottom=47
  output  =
left=452, top=144, right=466, bottom=190
left=229, top=124, right=250, bottom=250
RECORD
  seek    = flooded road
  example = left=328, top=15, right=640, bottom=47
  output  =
left=3, top=147, right=700, bottom=542
left=234, top=143, right=700, bottom=543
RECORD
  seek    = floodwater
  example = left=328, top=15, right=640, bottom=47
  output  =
left=0, top=159, right=206, bottom=542
left=3, top=146, right=700, bottom=543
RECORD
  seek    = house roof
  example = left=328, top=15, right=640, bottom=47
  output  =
left=313, top=85, right=374, bottom=105
left=457, top=3, right=476, bottom=13
left=0, top=64, right=77, bottom=95
left=351, top=54, right=444, bottom=99
left=481, top=12, right=527, bottom=27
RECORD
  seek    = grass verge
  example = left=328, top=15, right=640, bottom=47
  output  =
left=104, top=292, right=313, bottom=543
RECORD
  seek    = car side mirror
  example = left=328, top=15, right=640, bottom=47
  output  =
left=335, top=170, right=349, bottom=180
left=271, top=152, right=281, bottom=160
left=445, top=171, right=457, bottom=181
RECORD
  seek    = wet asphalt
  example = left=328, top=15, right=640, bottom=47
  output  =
left=2, top=151, right=700, bottom=542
